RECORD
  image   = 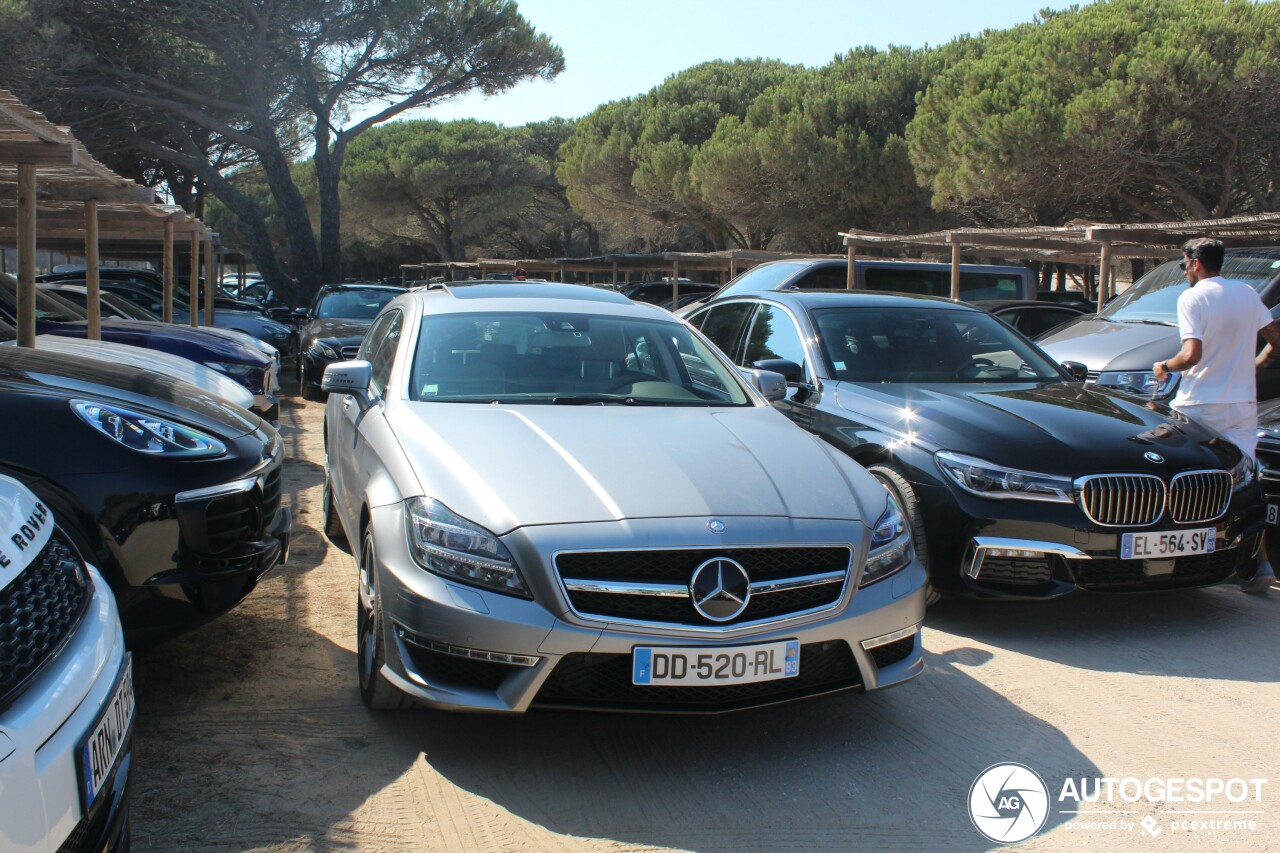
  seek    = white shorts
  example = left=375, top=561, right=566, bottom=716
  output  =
left=1174, top=401, right=1259, bottom=461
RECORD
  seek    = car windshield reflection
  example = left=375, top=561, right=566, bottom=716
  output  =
left=811, top=306, right=1064, bottom=383
left=408, top=312, right=752, bottom=405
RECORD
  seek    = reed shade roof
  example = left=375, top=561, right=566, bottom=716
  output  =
left=0, top=89, right=217, bottom=342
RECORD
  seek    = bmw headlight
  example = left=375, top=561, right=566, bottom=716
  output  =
left=860, top=493, right=914, bottom=587
left=308, top=340, right=340, bottom=360
left=1094, top=369, right=1179, bottom=400
left=404, top=497, right=529, bottom=598
left=1230, top=454, right=1257, bottom=489
left=71, top=400, right=225, bottom=458
left=935, top=451, right=1074, bottom=503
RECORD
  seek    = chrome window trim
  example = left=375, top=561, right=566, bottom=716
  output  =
left=552, top=543, right=856, bottom=635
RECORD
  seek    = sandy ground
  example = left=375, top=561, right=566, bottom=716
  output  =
left=128, top=391, right=1280, bottom=852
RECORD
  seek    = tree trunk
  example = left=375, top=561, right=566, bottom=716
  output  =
left=314, top=120, right=344, bottom=286
left=257, top=141, right=321, bottom=295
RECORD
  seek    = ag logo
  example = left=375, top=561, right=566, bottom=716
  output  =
left=968, top=762, right=1050, bottom=844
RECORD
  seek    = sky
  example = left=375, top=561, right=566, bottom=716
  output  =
left=386, top=0, right=1079, bottom=127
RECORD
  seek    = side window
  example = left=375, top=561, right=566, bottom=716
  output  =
left=793, top=266, right=848, bottom=290
left=695, top=302, right=755, bottom=362
left=743, top=304, right=807, bottom=374
left=365, top=310, right=403, bottom=397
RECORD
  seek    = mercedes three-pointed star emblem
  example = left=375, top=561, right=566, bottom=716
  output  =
left=689, top=557, right=751, bottom=622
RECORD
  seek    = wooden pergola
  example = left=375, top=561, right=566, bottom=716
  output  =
left=841, top=213, right=1280, bottom=311
left=0, top=90, right=220, bottom=346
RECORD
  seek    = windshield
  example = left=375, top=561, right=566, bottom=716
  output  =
left=0, top=276, right=88, bottom=322
left=811, top=306, right=1064, bottom=383
left=710, top=262, right=810, bottom=301
left=316, top=288, right=400, bottom=320
left=408, top=311, right=752, bottom=405
left=1102, top=254, right=1280, bottom=323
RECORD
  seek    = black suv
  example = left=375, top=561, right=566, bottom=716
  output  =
left=1038, top=248, right=1280, bottom=402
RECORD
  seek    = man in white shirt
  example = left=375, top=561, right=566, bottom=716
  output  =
left=1154, top=238, right=1280, bottom=594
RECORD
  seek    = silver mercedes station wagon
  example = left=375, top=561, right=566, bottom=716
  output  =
left=321, top=282, right=925, bottom=713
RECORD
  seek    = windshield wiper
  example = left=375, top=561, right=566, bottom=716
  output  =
left=551, top=394, right=639, bottom=405
left=1121, top=318, right=1176, bottom=327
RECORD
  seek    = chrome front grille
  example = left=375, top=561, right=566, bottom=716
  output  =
left=1168, top=470, right=1231, bottom=523
left=555, top=546, right=852, bottom=629
left=1077, top=470, right=1233, bottom=527
left=1077, top=474, right=1165, bottom=527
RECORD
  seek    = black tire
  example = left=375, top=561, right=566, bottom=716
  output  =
left=321, top=455, right=346, bottom=544
left=356, top=529, right=414, bottom=710
left=867, top=465, right=940, bottom=606
left=300, top=361, right=322, bottom=401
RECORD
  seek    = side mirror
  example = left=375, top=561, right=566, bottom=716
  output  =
left=1061, top=361, right=1089, bottom=382
left=752, top=358, right=804, bottom=384
left=265, top=306, right=292, bottom=322
left=322, top=359, right=372, bottom=406
left=293, top=307, right=309, bottom=318
left=750, top=368, right=788, bottom=402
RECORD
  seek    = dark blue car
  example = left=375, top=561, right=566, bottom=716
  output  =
left=1, top=274, right=280, bottom=422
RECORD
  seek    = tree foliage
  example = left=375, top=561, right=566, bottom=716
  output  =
left=907, top=0, right=1280, bottom=225
left=2, top=0, right=562, bottom=298
left=558, top=59, right=801, bottom=250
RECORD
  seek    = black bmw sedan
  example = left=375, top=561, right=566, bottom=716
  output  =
left=687, top=291, right=1265, bottom=599
left=0, top=345, right=290, bottom=640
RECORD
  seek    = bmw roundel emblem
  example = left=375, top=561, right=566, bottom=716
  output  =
left=1144, top=451, right=1164, bottom=464
left=689, top=558, right=751, bottom=622
left=708, top=519, right=726, bottom=534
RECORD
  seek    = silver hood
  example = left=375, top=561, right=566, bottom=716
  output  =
left=387, top=403, right=870, bottom=534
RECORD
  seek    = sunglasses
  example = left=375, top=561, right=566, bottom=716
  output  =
left=1179, top=258, right=1197, bottom=271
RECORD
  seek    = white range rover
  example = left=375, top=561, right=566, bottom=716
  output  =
left=0, top=472, right=134, bottom=852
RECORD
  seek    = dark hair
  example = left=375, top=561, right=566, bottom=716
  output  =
left=1182, top=237, right=1225, bottom=273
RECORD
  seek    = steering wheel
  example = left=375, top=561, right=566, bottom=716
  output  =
left=955, top=357, right=996, bottom=378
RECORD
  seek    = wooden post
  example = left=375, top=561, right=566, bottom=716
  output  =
left=1097, top=241, right=1113, bottom=313
left=612, top=260, right=619, bottom=285
left=950, top=240, right=962, bottom=301
left=85, top=200, right=101, bottom=340
left=846, top=245, right=855, bottom=290
left=17, top=164, right=37, bottom=348
left=189, top=232, right=200, bottom=327
left=204, top=239, right=215, bottom=324
left=163, top=218, right=175, bottom=323
left=729, top=254, right=738, bottom=283
left=672, top=260, right=680, bottom=307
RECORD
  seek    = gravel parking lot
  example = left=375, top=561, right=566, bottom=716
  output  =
left=128, top=391, right=1280, bottom=852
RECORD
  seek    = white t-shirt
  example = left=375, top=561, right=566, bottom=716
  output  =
left=1172, top=276, right=1272, bottom=406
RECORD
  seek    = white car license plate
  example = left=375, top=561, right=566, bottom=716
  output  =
left=1268, top=504, right=1278, bottom=526
left=632, top=640, right=799, bottom=686
left=79, top=655, right=135, bottom=810
left=1120, top=527, right=1215, bottom=560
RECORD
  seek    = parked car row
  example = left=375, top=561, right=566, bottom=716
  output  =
left=1, top=273, right=282, bottom=423
left=1, top=279, right=293, bottom=850
left=312, top=277, right=1267, bottom=718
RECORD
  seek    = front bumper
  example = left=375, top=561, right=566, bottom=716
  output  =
left=118, top=448, right=291, bottom=637
left=369, top=506, right=926, bottom=714
left=916, top=478, right=1265, bottom=598
left=0, top=565, right=132, bottom=853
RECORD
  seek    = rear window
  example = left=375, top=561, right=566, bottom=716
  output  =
left=863, top=268, right=1022, bottom=300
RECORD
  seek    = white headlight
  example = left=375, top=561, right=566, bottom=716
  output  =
left=70, top=400, right=225, bottom=458
left=935, top=451, right=1074, bottom=503
left=403, top=497, right=529, bottom=598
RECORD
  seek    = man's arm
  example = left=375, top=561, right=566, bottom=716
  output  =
left=1153, top=338, right=1202, bottom=380
left=1257, top=321, right=1280, bottom=369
